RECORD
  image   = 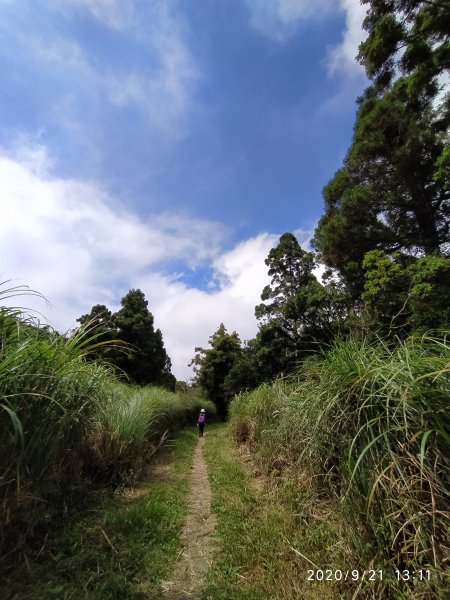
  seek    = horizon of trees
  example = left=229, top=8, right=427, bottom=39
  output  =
left=191, top=0, right=450, bottom=416
left=65, top=1, right=449, bottom=419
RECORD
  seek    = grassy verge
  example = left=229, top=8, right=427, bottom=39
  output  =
left=3, top=428, right=198, bottom=600
left=229, top=335, right=450, bottom=599
left=202, top=423, right=341, bottom=600
left=0, top=293, right=214, bottom=576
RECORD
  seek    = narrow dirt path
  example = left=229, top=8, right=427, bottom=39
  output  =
left=161, top=436, right=218, bottom=600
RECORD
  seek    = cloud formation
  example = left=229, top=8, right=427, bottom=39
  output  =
left=327, top=0, right=367, bottom=78
left=0, top=0, right=200, bottom=143
left=66, top=0, right=135, bottom=30
left=244, top=0, right=334, bottom=42
left=245, top=0, right=366, bottom=78
left=1, top=145, right=278, bottom=379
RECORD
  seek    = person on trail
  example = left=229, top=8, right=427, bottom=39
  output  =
left=197, top=408, right=206, bottom=437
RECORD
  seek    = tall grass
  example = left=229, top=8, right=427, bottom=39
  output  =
left=88, top=383, right=215, bottom=480
left=0, top=290, right=213, bottom=569
left=230, top=334, right=450, bottom=598
left=0, top=306, right=113, bottom=522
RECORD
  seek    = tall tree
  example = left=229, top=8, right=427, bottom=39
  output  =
left=222, top=341, right=262, bottom=399
left=362, top=250, right=450, bottom=333
left=114, top=289, right=175, bottom=389
left=314, top=1, right=449, bottom=296
left=76, top=304, right=117, bottom=363
left=190, top=324, right=241, bottom=419
left=255, top=233, right=344, bottom=370
left=359, top=0, right=450, bottom=111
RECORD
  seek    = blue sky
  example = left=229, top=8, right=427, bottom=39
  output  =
left=1, top=0, right=368, bottom=379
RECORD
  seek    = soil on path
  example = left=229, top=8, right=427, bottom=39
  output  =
left=161, top=436, right=218, bottom=600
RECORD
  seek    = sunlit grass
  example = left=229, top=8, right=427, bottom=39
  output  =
left=230, top=334, right=450, bottom=598
left=204, top=424, right=340, bottom=600
left=3, top=429, right=199, bottom=600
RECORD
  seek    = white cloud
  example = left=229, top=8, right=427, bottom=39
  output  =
left=278, top=0, right=332, bottom=22
left=66, top=0, right=134, bottom=30
left=136, top=246, right=275, bottom=382
left=327, top=0, right=367, bottom=78
left=212, top=234, right=277, bottom=300
left=245, top=0, right=334, bottom=42
left=0, top=144, right=282, bottom=380
left=97, top=1, right=200, bottom=139
left=7, top=134, right=54, bottom=178
left=245, top=0, right=367, bottom=79
left=4, top=1, right=199, bottom=143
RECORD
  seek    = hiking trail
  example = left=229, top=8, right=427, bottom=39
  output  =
left=161, top=436, right=218, bottom=600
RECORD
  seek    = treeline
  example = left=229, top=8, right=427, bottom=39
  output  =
left=191, top=0, right=450, bottom=418
left=192, top=2, right=450, bottom=597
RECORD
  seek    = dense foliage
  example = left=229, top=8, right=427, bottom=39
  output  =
left=78, top=289, right=176, bottom=390
left=190, top=323, right=242, bottom=418
left=314, top=0, right=449, bottom=296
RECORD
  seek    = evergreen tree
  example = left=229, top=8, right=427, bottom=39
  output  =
left=359, top=0, right=450, bottom=113
left=190, top=324, right=241, bottom=419
left=114, top=289, right=175, bottom=389
left=314, top=0, right=449, bottom=296
left=255, top=233, right=345, bottom=372
left=76, top=304, right=118, bottom=363
left=223, top=339, right=266, bottom=398
left=77, top=291, right=175, bottom=389
left=362, top=250, right=450, bottom=333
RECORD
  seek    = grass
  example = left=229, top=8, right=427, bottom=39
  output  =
left=203, top=423, right=341, bottom=600
left=3, top=428, right=199, bottom=600
left=0, top=288, right=214, bottom=584
left=0, top=305, right=113, bottom=524
left=86, top=382, right=215, bottom=482
left=229, top=334, right=450, bottom=599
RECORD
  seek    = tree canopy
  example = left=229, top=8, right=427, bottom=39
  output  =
left=190, top=323, right=241, bottom=419
left=359, top=0, right=450, bottom=108
left=77, top=290, right=175, bottom=390
left=76, top=304, right=117, bottom=363
left=255, top=233, right=348, bottom=367
left=314, top=0, right=449, bottom=296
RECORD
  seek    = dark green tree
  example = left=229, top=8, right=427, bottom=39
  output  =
left=255, top=233, right=316, bottom=333
left=76, top=304, right=118, bottom=362
left=223, top=339, right=265, bottom=399
left=190, top=323, right=241, bottom=419
left=362, top=250, right=450, bottom=333
left=113, top=289, right=175, bottom=389
left=255, top=233, right=346, bottom=371
left=359, top=0, right=450, bottom=112
left=314, top=1, right=449, bottom=296
left=314, top=83, right=449, bottom=294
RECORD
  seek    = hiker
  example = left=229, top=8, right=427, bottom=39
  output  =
left=197, top=408, right=206, bottom=437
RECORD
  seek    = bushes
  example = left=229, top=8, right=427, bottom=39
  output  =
left=230, top=334, right=450, bottom=598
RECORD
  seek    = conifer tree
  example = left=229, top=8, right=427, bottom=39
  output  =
left=114, top=289, right=175, bottom=389
left=314, top=0, right=449, bottom=296
left=77, top=291, right=175, bottom=389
